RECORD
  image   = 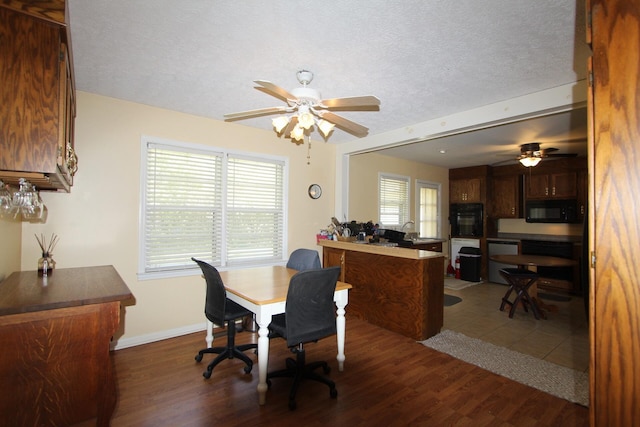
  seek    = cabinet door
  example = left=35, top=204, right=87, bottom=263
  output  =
left=550, top=172, right=577, bottom=198
left=491, top=175, right=520, bottom=217
left=0, top=7, right=74, bottom=191
left=322, top=247, right=345, bottom=282
left=450, top=178, right=481, bottom=202
left=526, top=174, right=550, bottom=198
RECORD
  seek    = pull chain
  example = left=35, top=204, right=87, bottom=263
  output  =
left=307, top=134, right=311, bottom=165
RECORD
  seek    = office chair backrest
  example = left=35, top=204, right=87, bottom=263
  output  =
left=286, top=248, right=322, bottom=271
left=192, top=258, right=226, bottom=325
left=284, top=266, right=341, bottom=347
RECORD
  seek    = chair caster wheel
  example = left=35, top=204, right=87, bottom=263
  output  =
left=203, top=370, right=212, bottom=379
left=244, top=365, right=252, bottom=374
left=195, top=354, right=203, bottom=362
left=330, top=388, right=338, bottom=399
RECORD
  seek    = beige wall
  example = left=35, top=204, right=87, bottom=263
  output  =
left=0, top=218, right=21, bottom=282
left=348, top=151, right=450, bottom=232
left=11, top=91, right=337, bottom=346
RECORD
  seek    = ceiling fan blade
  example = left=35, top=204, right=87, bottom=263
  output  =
left=254, top=80, right=298, bottom=102
left=321, top=111, right=369, bottom=137
left=540, top=147, right=559, bottom=154
left=282, top=116, right=298, bottom=136
left=224, top=106, right=288, bottom=121
left=546, top=153, right=578, bottom=158
left=320, top=95, right=381, bottom=109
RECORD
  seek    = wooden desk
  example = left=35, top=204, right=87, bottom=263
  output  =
left=0, top=266, right=133, bottom=426
left=213, top=266, right=352, bottom=405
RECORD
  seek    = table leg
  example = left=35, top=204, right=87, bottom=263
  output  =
left=256, top=318, right=270, bottom=405
left=335, top=292, right=348, bottom=371
left=206, top=320, right=213, bottom=348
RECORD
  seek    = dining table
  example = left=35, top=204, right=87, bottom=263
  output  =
left=489, top=254, right=577, bottom=315
left=207, top=265, right=352, bottom=405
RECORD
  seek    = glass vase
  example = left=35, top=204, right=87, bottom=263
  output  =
left=38, top=252, right=56, bottom=277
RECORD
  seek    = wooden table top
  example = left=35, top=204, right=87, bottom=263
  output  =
left=219, top=266, right=351, bottom=305
left=490, top=254, right=577, bottom=268
left=0, top=265, right=133, bottom=316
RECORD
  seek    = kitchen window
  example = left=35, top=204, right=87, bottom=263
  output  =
left=138, top=137, right=287, bottom=279
left=379, top=173, right=410, bottom=228
left=416, top=180, right=441, bottom=238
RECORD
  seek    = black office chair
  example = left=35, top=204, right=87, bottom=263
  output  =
left=266, top=266, right=341, bottom=410
left=192, top=258, right=258, bottom=379
left=286, top=248, right=322, bottom=271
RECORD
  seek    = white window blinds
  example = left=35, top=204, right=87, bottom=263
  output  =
left=226, top=155, right=285, bottom=265
left=379, top=173, right=410, bottom=227
left=140, top=139, right=286, bottom=277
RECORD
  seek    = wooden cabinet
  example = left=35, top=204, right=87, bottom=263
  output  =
left=450, top=178, right=481, bottom=202
left=525, top=172, right=577, bottom=199
left=322, top=246, right=346, bottom=282
left=412, top=241, right=443, bottom=252
left=491, top=175, right=521, bottom=218
left=0, top=266, right=132, bottom=426
left=0, top=2, right=77, bottom=191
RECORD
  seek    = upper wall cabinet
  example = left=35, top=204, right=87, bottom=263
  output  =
left=0, top=1, right=77, bottom=192
left=491, top=174, right=522, bottom=218
left=449, top=166, right=489, bottom=204
left=525, top=171, right=577, bottom=199
left=450, top=178, right=482, bottom=203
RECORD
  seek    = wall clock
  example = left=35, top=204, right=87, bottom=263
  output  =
left=308, top=184, right=322, bottom=199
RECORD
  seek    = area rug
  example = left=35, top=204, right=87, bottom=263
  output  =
left=421, top=329, right=589, bottom=407
left=444, top=277, right=483, bottom=291
left=444, top=294, right=462, bottom=306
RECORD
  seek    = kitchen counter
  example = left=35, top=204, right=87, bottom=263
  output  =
left=318, top=239, right=444, bottom=259
left=319, top=240, right=445, bottom=340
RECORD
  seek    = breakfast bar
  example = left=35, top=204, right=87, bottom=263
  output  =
left=318, top=240, right=445, bottom=340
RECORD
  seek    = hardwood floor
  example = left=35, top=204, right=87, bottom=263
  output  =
left=100, top=315, right=588, bottom=426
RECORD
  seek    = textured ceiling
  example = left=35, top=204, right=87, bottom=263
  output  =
left=67, top=0, right=589, bottom=168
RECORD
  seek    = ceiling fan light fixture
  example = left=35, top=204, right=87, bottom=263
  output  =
left=519, top=156, right=542, bottom=167
left=317, top=119, right=335, bottom=137
left=290, top=124, right=305, bottom=141
left=272, top=116, right=290, bottom=133
left=298, top=111, right=315, bottom=130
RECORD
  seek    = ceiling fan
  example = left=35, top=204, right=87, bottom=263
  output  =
left=516, top=142, right=578, bottom=167
left=224, top=70, right=380, bottom=141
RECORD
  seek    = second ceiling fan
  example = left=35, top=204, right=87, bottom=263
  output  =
left=517, top=142, right=578, bottom=167
left=224, top=70, right=380, bottom=141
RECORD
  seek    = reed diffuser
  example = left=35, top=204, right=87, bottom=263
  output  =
left=35, top=233, right=58, bottom=276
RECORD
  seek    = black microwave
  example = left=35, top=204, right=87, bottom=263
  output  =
left=525, top=199, right=578, bottom=223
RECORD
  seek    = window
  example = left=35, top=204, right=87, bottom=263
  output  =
left=416, top=180, right=441, bottom=238
left=139, top=137, right=287, bottom=278
left=379, top=173, right=410, bottom=228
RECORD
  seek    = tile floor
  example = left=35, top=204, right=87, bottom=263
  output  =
left=443, top=280, right=590, bottom=372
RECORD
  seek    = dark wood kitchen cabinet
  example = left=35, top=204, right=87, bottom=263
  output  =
left=322, top=246, right=346, bottom=282
left=491, top=174, right=522, bottom=218
left=450, top=178, right=482, bottom=202
left=449, top=166, right=490, bottom=204
left=0, top=1, right=77, bottom=191
left=525, top=171, right=577, bottom=199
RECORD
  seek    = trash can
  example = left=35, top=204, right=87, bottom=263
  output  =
left=459, top=247, right=482, bottom=282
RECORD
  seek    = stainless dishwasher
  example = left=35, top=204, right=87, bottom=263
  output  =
left=488, top=239, right=519, bottom=284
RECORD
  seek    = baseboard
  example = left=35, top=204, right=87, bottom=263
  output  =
left=111, top=322, right=208, bottom=351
